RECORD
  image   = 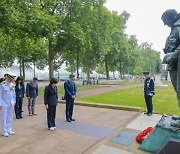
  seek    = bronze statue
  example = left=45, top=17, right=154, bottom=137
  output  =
left=162, top=9, right=180, bottom=108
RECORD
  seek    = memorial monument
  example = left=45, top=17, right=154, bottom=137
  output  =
left=139, top=9, right=180, bottom=153
left=162, top=9, right=180, bottom=108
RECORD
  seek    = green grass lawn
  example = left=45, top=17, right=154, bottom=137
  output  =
left=77, top=84, right=180, bottom=115
left=38, top=85, right=103, bottom=96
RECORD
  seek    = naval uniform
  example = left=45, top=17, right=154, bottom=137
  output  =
left=0, top=80, right=16, bottom=134
left=144, top=77, right=155, bottom=114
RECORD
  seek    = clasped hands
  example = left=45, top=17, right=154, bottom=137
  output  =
left=72, top=95, right=76, bottom=99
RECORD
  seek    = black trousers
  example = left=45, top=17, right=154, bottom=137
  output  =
left=15, top=97, right=23, bottom=118
left=47, top=105, right=56, bottom=128
left=144, top=96, right=153, bottom=114
left=66, top=100, right=74, bottom=120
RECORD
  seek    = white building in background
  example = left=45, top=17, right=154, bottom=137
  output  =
left=0, top=65, right=34, bottom=80
left=0, top=63, right=70, bottom=80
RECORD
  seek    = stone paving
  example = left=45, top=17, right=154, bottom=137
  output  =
left=0, top=103, right=140, bottom=154
left=0, top=84, right=162, bottom=154
left=84, top=113, right=162, bottom=154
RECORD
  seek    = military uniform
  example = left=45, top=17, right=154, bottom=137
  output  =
left=144, top=76, right=155, bottom=115
left=64, top=79, right=76, bottom=122
left=0, top=74, right=16, bottom=137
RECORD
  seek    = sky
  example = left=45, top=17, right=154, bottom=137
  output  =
left=105, top=0, right=180, bottom=59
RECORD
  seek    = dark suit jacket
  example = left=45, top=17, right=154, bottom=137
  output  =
left=15, top=83, right=25, bottom=98
left=44, top=84, right=58, bottom=106
left=26, top=81, right=38, bottom=98
left=64, top=80, right=76, bottom=101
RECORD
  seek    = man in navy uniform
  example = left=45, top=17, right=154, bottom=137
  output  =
left=143, top=71, right=155, bottom=116
left=64, top=74, right=76, bottom=122
left=0, top=73, right=16, bottom=137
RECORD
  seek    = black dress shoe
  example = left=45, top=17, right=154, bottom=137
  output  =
left=70, top=118, right=75, bottom=121
left=20, top=117, right=23, bottom=119
left=16, top=117, right=20, bottom=119
left=66, top=119, right=71, bottom=122
left=147, top=113, right=153, bottom=116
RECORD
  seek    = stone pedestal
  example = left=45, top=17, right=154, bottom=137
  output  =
left=155, top=74, right=168, bottom=88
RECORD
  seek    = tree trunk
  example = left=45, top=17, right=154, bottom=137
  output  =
left=122, top=65, right=125, bottom=77
left=105, top=55, right=110, bottom=80
left=76, top=50, right=79, bottom=79
left=22, top=60, right=25, bottom=80
left=48, top=39, right=54, bottom=80
left=19, top=59, right=22, bottom=76
left=86, top=57, right=90, bottom=84
left=86, top=66, right=90, bottom=84
left=119, top=62, right=122, bottom=79
left=113, top=71, right=115, bottom=79
left=33, top=61, right=36, bottom=77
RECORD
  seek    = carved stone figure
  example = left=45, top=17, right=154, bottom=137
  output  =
left=162, top=9, right=180, bottom=108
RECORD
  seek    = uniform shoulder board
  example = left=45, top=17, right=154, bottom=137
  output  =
left=150, top=77, right=155, bottom=82
left=0, top=78, right=5, bottom=85
left=0, top=81, right=5, bottom=85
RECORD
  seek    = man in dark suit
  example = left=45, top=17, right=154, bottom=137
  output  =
left=26, top=77, right=38, bottom=116
left=64, top=74, right=76, bottom=122
left=143, top=71, right=155, bottom=116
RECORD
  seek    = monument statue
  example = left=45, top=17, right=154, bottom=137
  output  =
left=162, top=9, right=180, bottom=108
left=138, top=9, right=180, bottom=154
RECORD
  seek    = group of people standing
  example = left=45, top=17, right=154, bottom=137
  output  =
left=0, top=73, right=76, bottom=136
left=0, top=74, right=39, bottom=137
left=0, top=73, right=38, bottom=137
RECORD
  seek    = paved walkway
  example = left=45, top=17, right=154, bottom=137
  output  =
left=0, top=104, right=138, bottom=154
left=0, top=103, right=162, bottom=154
left=0, top=84, right=162, bottom=154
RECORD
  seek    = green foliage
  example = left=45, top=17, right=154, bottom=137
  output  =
left=133, top=66, right=143, bottom=75
left=0, top=0, right=161, bottom=80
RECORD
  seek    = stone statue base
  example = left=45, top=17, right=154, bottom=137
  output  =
left=139, top=114, right=180, bottom=153
left=155, top=74, right=168, bottom=88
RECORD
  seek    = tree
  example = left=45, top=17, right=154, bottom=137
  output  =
left=139, top=42, right=161, bottom=74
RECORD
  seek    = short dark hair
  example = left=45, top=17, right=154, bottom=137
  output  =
left=50, top=78, right=58, bottom=84
left=69, top=74, right=75, bottom=78
left=33, top=77, right=38, bottom=80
